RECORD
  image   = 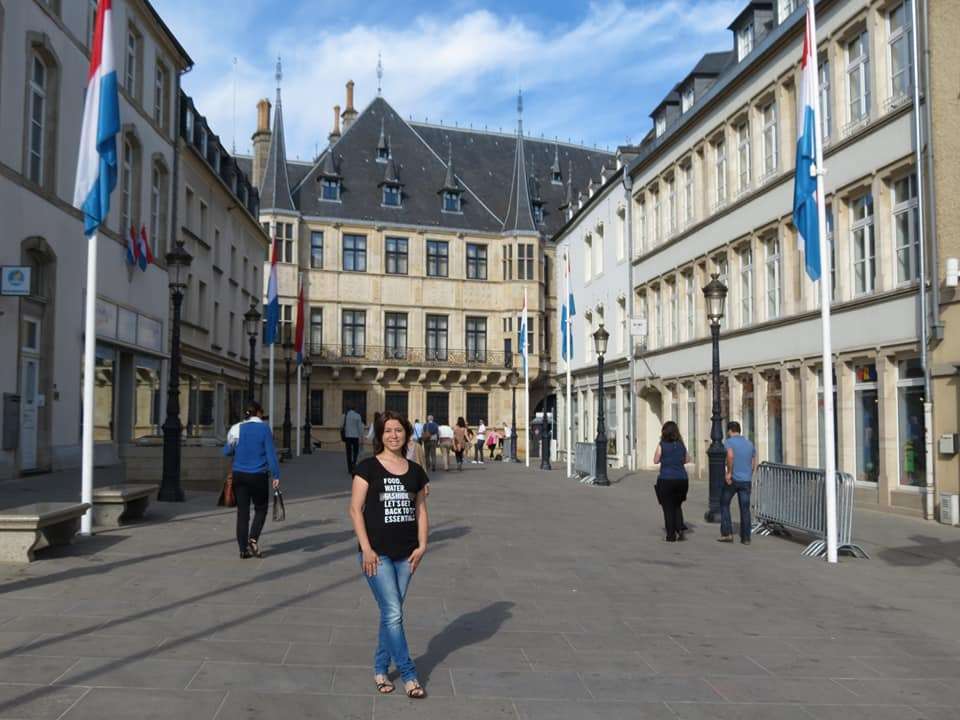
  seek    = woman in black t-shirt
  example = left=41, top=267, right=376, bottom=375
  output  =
left=349, top=410, right=429, bottom=700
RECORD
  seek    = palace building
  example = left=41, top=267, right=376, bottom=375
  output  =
left=239, top=73, right=611, bottom=451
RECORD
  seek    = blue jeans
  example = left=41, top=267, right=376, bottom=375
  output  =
left=720, top=481, right=752, bottom=540
left=361, top=554, right=417, bottom=682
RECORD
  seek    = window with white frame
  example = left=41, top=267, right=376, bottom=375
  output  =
left=154, top=62, right=168, bottom=129
left=583, top=234, right=592, bottom=280
left=847, top=31, right=871, bottom=123
left=28, top=53, right=47, bottom=185
left=714, top=138, right=727, bottom=205
left=737, top=121, right=751, bottom=193
left=888, top=1, right=913, bottom=101
left=667, top=177, right=677, bottom=235
left=765, top=235, right=782, bottom=319
left=310, top=231, right=324, bottom=269
left=826, top=203, right=837, bottom=302
left=893, top=174, right=919, bottom=284
left=669, top=280, right=679, bottom=345
left=617, top=208, right=626, bottom=260
left=120, top=137, right=134, bottom=234
left=738, top=23, right=754, bottom=61
left=149, top=163, right=166, bottom=256
left=683, top=163, right=695, bottom=223
left=681, top=84, right=694, bottom=113
left=125, top=26, right=141, bottom=99
left=819, top=56, right=832, bottom=140
left=715, top=253, right=729, bottom=330
left=655, top=113, right=666, bottom=138
left=851, top=192, right=876, bottom=294
left=740, top=245, right=754, bottom=326
left=617, top=298, right=626, bottom=353
left=654, top=287, right=664, bottom=348
left=636, top=199, right=647, bottom=252
left=762, top=101, right=778, bottom=177
left=653, top=190, right=662, bottom=244
left=684, top=271, right=695, bottom=340
left=779, top=0, right=797, bottom=22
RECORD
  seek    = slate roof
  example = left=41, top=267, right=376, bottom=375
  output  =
left=258, top=86, right=296, bottom=212
left=240, top=95, right=611, bottom=237
left=690, top=51, right=736, bottom=76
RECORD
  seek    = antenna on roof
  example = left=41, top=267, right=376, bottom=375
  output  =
left=275, top=56, right=282, bottom=91
left=376, top=52, right=383, bottom=95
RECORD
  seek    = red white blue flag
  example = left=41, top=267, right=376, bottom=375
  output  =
left=792, top=0, right=822, bottom=281
left=264, top=237, right=280, bottom=345
left=126, top=225, right=138, bottom=267
left=294, top=276, right=305, bottom=365
left=73, top=0, right=119, bottom=236
left=137, top=225, right=154, bottom=270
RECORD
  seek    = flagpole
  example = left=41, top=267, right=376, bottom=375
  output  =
left=524, top=287, right=530, bottom=468
left=269, top=344, right=275, bottom=432
left=565, top=254, right=573, bottom=479
left=808, top=0, right=838, bottom=564
left=80, top=233, right=99, bottom=535
left=296, top=365, right=302, bottom=457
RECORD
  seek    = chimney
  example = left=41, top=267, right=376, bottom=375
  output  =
left=328, top=104, right=342, bottom=144
left=251, top=98, right=272, bottom=189
left=341, top=80, right=358, bottom=131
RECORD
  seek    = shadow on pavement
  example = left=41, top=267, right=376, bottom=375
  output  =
left=876, top=534, right=960, bottom=568
left=415, top=601, right=515, bottom=682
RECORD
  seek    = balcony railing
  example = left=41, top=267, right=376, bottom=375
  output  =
left=307, top=343, right=511, bottom=369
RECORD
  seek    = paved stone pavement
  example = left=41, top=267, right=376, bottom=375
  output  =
left=1, top=451, right=959, bottom=719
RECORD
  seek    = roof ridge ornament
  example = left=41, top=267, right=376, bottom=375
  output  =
left=376, top=52, right=383, bottom=95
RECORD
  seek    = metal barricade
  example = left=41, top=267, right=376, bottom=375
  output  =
left=573, top=442, right=596, bottom=484
left=752, top=462, right=869, bottom=559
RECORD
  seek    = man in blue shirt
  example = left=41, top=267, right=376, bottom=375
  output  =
left=422, top=415, right=440, bottom=471
left=720, top=421, right=757, bottom=545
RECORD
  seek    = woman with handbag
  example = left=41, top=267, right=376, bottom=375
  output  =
left=349, top=411, right=429, bottom=700
left=453, top=417, right=469, bottom=471
left=223, top=401, right=280, bottom=558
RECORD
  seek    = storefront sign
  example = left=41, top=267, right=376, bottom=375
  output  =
left=630, top=317, right=648, bottom=338
left=0, top=266, right=31, bottom=296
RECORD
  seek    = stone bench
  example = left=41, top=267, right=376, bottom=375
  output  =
left=0, top=503, right=91, bottom=563
left=92, top=484, right=157, bottom=527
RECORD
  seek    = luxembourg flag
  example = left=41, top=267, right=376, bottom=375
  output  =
left=264, top=237, right=280, bottom=345
left=126, top=225, right=139, bottom=267
left=73, top=0, right=119, bottom=235
left=560, top=251, right=576, bottom=362
left=294, top=277, right=305, bottom=365
left=792, top=0, right=823, bottom=281
left=137, top=225, right=154, bottom=270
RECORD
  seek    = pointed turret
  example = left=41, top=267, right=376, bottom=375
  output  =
left=550, top=142, right=562, bottom=184
left=376, top=118, right=389, bottom=161
left=502, top=90, right=538, bottom=234
left=379, top=152, right=401, bottom=187
left=319, top=149, right=339, bottom=178
left=259, top=58, right=295, bottom=211
left=441, top=142, right=461, bottom=193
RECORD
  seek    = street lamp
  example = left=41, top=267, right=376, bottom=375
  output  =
left=593, top=323, right=610, bottom=486
left=282, top=340, right=293, bottom=459
left=702, top=272, right=728, bottom=522
left=510, top=369, right=519, bottom=462
left=159, top=240, right=192, bottom=502
left=244, top=301, right=261, bottom=402
left=302, top=354, right=313, bottom=454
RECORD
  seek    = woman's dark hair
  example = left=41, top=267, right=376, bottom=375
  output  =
left=244, top=401, right=263, bottom=419
left=661, top=420, right=684, bottom=445
left=373, top=410, right=413, bottom=455
left=456, top=416, right=467, bottom=428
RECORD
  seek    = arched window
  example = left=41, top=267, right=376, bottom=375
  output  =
left=149, top=159, right=169, bottom=257
left=28, top=52, right=47, bottom=185
left=119, top=131, right=142, bottom=236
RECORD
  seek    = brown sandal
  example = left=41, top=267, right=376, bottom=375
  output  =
left=375, top=676, right=394, bottom=694
left=405, top=681, right=426, bottom=699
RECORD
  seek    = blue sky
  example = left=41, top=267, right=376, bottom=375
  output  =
left=155, top=0, right=742, bottom=162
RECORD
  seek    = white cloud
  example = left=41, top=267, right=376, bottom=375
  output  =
left=156, top=0, right=740, bottom=159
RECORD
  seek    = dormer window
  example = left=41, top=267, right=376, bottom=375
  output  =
left=442, top=190, right=461, bottom=213
left=681, top=84, right=694, bottom=113
left=552, top=169, right=562, bottom=184
left=737, top=22, right=755, bottom=61
left=383, top=184, right=401, bottom=207
left=184, top=109, right=193, bottom=140
left=321, top=177, right=340, bottom=201
left=377, top=146, right=389, bottom=162
left=655, top=113, right=666, bottom=137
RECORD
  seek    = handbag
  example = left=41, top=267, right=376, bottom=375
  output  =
left=218, top=472, right=236, bottom=507
left=272, top=489, right=286, bottom=521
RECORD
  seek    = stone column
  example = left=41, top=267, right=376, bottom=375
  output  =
left=837, top=359, right=857, bottom=479
left=781, top=364, right=802, bottom=465
left=754, top=369, right=769, bottom=461
left=877, top=351, right=898, bottom=510
left=800, top=362, right=820, bottom=467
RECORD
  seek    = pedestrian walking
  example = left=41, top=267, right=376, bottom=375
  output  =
left=341, top=405, right=365, bottom=475
left=349, top=411, right=429, bottom=700
left=412, top=419, right=424, bottom=444
left=502, top=421, right=513, bottom=461
left=653, top=421, right=690, bottom=542
left=473, top=421, right=486, bottom=464
left=453, top=417, right=469, bottom=471
left=223, top=401, right=280, bottom=559
left=720, top=421, right=757, bottom=545
left=422, top=415, right=439, bottom=471
left=437, top=421, right=454, bottom=471
left=486, top=427, right=498, bottom=460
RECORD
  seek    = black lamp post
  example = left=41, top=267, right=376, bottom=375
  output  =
left=282, top=341, right=293, bottom=459
left=244, top=301, right=261, bottom=402
left=302, top=354, right=313, bottom=454
left=510, top=369, right=519, bottom=462
left=593, top=324, right=610, bottom=486
left=159, top=240, right=192, bottom=502
left=702, top=273, right=728, bottom=522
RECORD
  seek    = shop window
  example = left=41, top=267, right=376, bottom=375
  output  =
left=854, top=363, right=880, bottom=483
left=897, top=358, right=925, bottom=487
left=133, top=356, right=161, bottom=439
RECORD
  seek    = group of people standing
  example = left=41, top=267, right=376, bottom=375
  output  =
left=653, top=419, right=757, bottom=544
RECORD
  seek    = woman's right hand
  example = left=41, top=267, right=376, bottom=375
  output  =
left=362, top=548, right=380, bottom=577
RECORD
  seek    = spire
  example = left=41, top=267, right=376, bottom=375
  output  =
left=441, top=142, right=461, bottom=193
left=560, top=160, right=574, bottom=210
left=502, top=88, right=537, bottom=234
left=550, top=141, right=561, bottom=182
left=376, top=118, right=389, bottom=160
left=377, top=52, right=383, bottom=95
left=259, top=56, right=295, bottom=211
left=319, top=148, right=339, bottom=178
left=379, top=151, right=401, bottom=186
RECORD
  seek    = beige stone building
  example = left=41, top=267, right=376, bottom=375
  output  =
left=240, top=78, right=610, bottom=454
